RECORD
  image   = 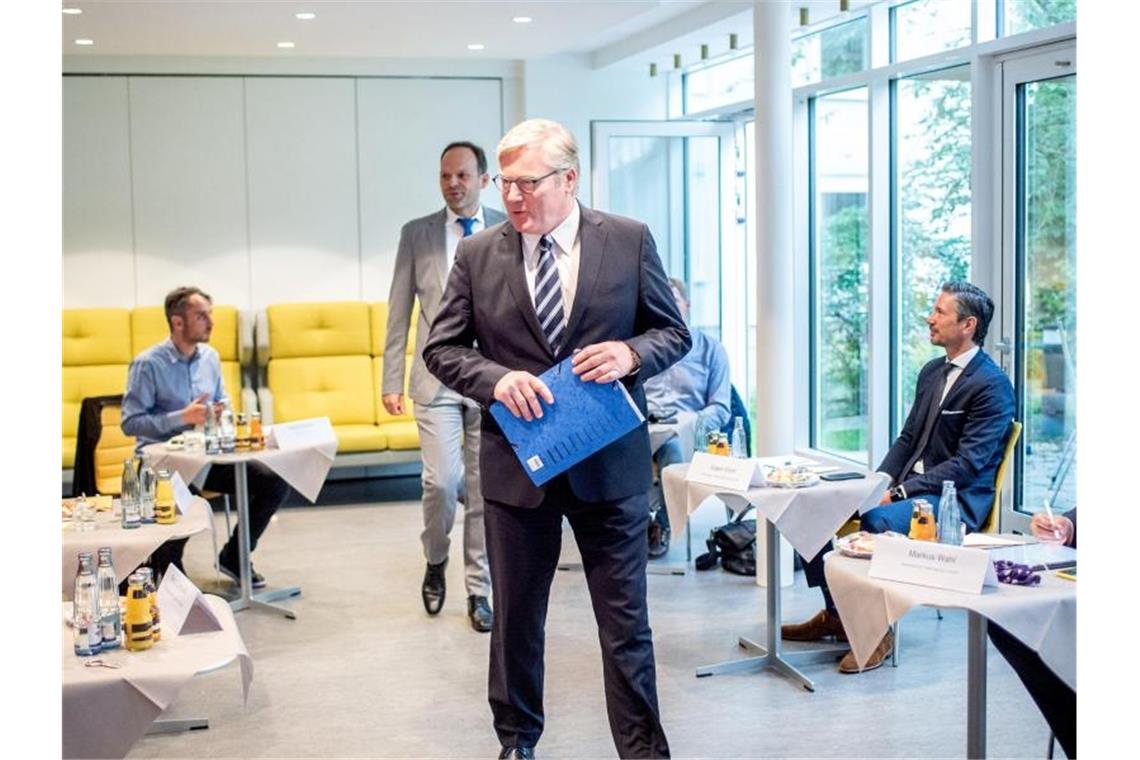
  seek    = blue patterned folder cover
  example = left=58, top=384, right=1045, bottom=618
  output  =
left=489, top=356, right=646, bottom=486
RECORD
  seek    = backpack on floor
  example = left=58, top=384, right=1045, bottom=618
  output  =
left=695, top=514, right=756, bottom=576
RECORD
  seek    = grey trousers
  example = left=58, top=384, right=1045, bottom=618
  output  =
left=414, top=390, right=491, bottom=597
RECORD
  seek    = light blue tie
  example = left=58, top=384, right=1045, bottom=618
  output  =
left=533, top=235, right=565, bottom=354
left=457, top=217, right=476, bottom=237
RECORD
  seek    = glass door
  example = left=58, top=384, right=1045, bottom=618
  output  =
left=998, top=42, right=1076, bottom=532
left=591, top=121, right=748, bottom=401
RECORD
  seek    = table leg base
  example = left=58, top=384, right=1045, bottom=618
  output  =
left=695, top=636, right=847, bottom=690
left=558, top=561, right=685, bottom=577
left=228, top=586, right=301, bottom=619
left=147, top=717, right=209, bottom=735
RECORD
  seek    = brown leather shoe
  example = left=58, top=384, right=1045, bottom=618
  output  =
left=781, top=609, right=848, bottom=642
left=838, top=630, right=894, bottom=673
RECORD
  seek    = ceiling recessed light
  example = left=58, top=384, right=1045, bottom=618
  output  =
left=467, top=43, right=485, bottom=51
left=74, top=39, right=94, bottom=46
left=513, top=16, right=533, bottom=24
left=295, top=12, right=316, bottom=20
left=62, top=8, right=82, bottom=15
left=277, top=41, right=295, bottom=49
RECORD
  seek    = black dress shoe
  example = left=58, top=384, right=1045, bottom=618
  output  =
left=468, top=595, right=493, bottom=632
left=422, top=559, right=447, bottom=615
left=498, top=747, right=535, bottom=759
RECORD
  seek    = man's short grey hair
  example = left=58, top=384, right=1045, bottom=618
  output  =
left=497, top=118, right=580, bottom=174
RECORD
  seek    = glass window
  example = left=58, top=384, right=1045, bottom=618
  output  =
left=893, top=0, right=972, bottom=62
left=792, top=18, right=869, bottom=88
left=686, top=137, right=722, bottom=339
left=685, top=54, right=754, bottom=114
left=893, top=66, right=973, bottom=426
left=812, top=88, right=870, bottom=462
left=1002, top=0, right=1077, bottom=36
left=1019, top=74, right=1077, bottom=513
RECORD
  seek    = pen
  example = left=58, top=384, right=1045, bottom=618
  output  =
left=1041, top=496, right=1062, bottom=542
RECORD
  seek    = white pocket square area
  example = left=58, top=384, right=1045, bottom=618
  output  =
left=941, top=409, right=965, bottom=415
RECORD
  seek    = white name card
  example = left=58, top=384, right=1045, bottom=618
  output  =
left=686, top=452, right=765, bottom=492
left=156, top=564, right=223, bottom=635
left=171, top=471, right=194, bottom=516
left=869, top=535, right=998, bottom=594
left=268, top=416, right=337, bottom=452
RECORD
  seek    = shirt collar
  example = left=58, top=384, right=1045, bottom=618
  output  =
left=522, top=200, right=580, bottom=260
left=949, top=344, right=980, bottom=370
left=162, top=337, right=200, bottom=364
left=445, top=205, right=486, bottom=227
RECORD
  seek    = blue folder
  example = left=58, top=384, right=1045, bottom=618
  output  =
left=489, top=356, right=646, bottom=486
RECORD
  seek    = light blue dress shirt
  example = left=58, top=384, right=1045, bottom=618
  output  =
left=121, top=339, right=227, bottom=450
left=643, top=329, right=732, bottom=433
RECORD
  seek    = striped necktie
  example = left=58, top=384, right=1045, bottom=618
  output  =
left=457, top=217, right=476, bottom=237
left=533, top=234, right=565, bottom=354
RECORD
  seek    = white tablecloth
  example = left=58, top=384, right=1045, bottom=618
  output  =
left=62, top=594, right=253, bottom=759
left=661, top=463, right=889, bottom=560
left=825, top=552, right=1076, bottom=688
left=145, top=439, right=336, bottom=503
left=61, top=497, right=211, bottom=600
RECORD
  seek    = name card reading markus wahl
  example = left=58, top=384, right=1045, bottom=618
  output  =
left=869, top=534, right=998, bottom=594
left=685, top=452, right=766, bottom=492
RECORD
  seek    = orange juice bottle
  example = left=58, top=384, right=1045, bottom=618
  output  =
left=123, top=573, right=154, bottom=651
left=154, top=470, right=177, bottom=525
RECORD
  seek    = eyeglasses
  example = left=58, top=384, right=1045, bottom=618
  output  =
left=492, top=169, right=563, bottom=194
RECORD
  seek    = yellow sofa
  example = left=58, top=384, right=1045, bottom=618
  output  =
left=257, top=301, right=422, bottom=471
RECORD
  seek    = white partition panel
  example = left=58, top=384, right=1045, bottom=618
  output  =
left=129, top=77, right=249, bottom=308
left=357, top=77, right=503, bottom=301
left=245, top=77, right=360, bottom=307
left=63, top=77, right=135, bottom=307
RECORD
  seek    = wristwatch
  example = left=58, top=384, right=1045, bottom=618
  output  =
left=889, top=485, right=907, bottom=502
left=627, top=344, right=641, bottom=375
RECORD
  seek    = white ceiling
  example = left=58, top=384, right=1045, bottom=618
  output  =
left=61, top=1, right=872, bottom=69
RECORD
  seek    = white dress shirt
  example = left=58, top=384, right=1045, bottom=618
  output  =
left=445, top=206, right=487, bottom=275
left=521, top=201, right=581, bottom=325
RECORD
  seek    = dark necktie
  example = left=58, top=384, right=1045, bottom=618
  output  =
left=901, top=361, right=956, bottom=480
left=457, top=217, right=476, bottom=237
left=533, top=234, right=565, bottom=354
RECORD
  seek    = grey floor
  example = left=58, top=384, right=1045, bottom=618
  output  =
left=128, top=479, right=1061, bottom=759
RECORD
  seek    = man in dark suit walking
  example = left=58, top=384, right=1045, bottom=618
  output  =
left=424, top=118, right=689, bottom=759
left=783, top=281, right=1015, bottom=673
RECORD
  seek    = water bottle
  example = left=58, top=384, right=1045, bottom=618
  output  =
left=730, top=416, right=747, bottom=459
left=219, top=402, right=236, bottom=454
left=120, top=459, right=142, bottom=529
left=72, top=492, right=96, bottom=532
left=204, top=401, right=221, bottom=455
left=138, top=455, right=157, bottom=524
left=937, top=480, right=963, bottom=545
left=96, top=547, right=122, bottom=650
left=73, top=552, right=102, bottom=656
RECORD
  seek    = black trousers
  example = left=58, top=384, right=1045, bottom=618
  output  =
left=149, top=461, right=289, bottom=578
left=988, top=622, right=1076, bottom=757
left=484, top=477, right=669, bottom=758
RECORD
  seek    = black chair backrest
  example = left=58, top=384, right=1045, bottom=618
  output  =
left=720, top=385, right=752, bottom=457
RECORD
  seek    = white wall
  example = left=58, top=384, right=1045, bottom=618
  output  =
left=62, top=55, right=667, bottom=310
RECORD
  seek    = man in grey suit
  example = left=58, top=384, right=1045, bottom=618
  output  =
left=383, top=141, right=506, bottom=633
left=424, top=119, right=689, bottom=759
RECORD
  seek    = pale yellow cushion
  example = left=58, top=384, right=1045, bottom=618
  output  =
left=334, top=424, right=389, bottom=453
left=372, top=357, right=415, bottom=424
left=370, top=301, right=418, bottom=357
left=378, top=420, right=420, bottom=450
left=268, top=302, right=371, bottom=359
left=94, top=405, right=135, bottom=495
left=63, top=439, right=76, bottom=469
left=222, top=361, right=243, bottom=414
left=63, top=309, right=132, bottom=366
left=131, top=305, right=240, bottom=362
left=268, top=356, right=374, bottom=425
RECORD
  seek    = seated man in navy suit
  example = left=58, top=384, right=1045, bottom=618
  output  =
left=784, top=281, right=1015, bottom=673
